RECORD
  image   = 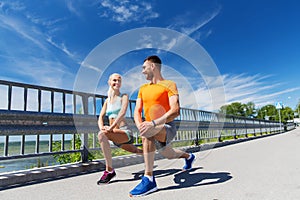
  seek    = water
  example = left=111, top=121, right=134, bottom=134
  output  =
left=0, top=156, right=59, bottom=174
left=0, top=139, right=72, bottom=173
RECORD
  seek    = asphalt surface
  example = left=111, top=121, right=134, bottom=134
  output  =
left=1, top=128, right=300, bottom=200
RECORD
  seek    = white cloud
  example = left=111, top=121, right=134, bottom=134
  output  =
left=46, top=36, right=76, bottom=58
left=0, top=1, right=25, bottom=12
left=0, top=13, right=47, bottom=50
left=221, top=74, right=300, bottom=108
left=7, top=57, right=74, bottom=88
left=167, top=4, right=221, bottom=41
left=106, top=67, right=300, bottom=112
left=0, top=1, right=78, bottom=57
left=0, top=1, right=79, bottom=91
left=99, top=0, right=159, bottom=23
left=66, top=0, right=82, bottom=17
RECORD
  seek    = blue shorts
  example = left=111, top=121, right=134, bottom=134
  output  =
left=155, top=121, right=177, bottom=150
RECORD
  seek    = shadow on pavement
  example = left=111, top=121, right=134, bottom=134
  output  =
left=108, top=165, right=179, bottom=183
left=159, top=168, right=232, bottom=192
left=110, top=166, right=232, bottom=193
left=109, top=165, right=187, bottom=183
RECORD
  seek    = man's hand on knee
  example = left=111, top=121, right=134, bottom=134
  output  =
left=139, top=121, right=164, bottom=138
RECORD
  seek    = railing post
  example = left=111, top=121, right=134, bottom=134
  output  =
left=81, top=133, right=89, bottom=163
left=38, top=89, right=41, bottom=112
left=233, top=117, right=238, bottom=139
left=194, top=130, right=199, bottom=146
left=217, top=113, right=224, bottom=142
left=24, top=87, right=28, bottom=111
left=244, top=118, right=248, bottom=138
left=4, top=135, right=9, bottom=156
left=51, top=91, right=54, bottom=113
left=260, top=120, right=263, bottom=136
left=218, top=130, right=222, bottom=142
left=81, top=94, right=90, bottom=163
left=253, top=120, right=256, bottom=136
left=8, top=84, right=12, bottom=110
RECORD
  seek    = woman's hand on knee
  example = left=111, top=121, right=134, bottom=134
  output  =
left=99, top=126, right=110, bottom=133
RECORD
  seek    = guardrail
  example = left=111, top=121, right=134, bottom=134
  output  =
left=0, top=80, right=294, bottom=164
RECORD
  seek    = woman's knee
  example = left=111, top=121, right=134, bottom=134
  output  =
left=98, top=131, right=108, bottom=142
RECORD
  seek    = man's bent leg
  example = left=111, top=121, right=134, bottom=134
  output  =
left=155, top=122, right=195, bottom=170
left=143, top=137, right=156, bottom=176
left=159, top=145, right=187, bottom=159
left=129, top=137, right=158, bottom=197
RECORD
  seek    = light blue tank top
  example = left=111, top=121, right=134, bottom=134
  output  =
left=106, top=95, right=122, bottom=119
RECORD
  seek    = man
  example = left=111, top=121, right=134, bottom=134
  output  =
left=129, top=55, right=195, bottom=197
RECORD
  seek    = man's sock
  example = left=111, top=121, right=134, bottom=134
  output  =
left=144, top=175, right=154, bottom=182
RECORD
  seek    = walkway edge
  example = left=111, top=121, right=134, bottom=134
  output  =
left=0, top=131, right=285, bottom=190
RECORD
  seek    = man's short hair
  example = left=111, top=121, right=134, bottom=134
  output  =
left=144, top=55, right=162, bottom=65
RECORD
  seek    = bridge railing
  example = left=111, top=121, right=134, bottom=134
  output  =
left=0, top=80, right=293, bottom=164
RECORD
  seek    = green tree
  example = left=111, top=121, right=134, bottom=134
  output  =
left=257, top=104, right=277, bottom=120
left=220, top=102, right=256, bottom=117
left=281, top=106, right=294, bottom=122
left=257, top=105, right=294, bottom=123
left=220, top=102, right=244, bottom=116
left=295, top=102, right=300, bottom=118
left=245, top=102, right=256, bottom=117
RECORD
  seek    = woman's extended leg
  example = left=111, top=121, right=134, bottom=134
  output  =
left=120, top=144, right=143, bottom=154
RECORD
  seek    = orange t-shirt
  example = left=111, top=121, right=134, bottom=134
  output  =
left=137, top=80, right=178, bottom=121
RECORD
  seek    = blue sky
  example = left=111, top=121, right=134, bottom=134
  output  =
left=0, top=0, right=299, bottom=112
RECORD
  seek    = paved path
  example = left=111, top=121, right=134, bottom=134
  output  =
left=1, top=128, right=300, bottom=200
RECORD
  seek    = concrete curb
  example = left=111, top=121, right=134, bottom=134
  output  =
left=0, top=153, right=155, bottom=190
left=0, top=131, right=284, bottom=190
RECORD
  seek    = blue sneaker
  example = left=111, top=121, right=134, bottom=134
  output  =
left=129, top=176, right=158, bottom=197
left=183, top=153, right=195, bottom=171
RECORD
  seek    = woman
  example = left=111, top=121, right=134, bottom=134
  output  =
left=97, top=73, right=142, bottom=184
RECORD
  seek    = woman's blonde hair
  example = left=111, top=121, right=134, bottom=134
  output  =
left=107, top=73, right=122, bottom=100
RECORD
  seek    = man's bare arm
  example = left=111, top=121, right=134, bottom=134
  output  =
left=152, top=94, right=180, bottom=126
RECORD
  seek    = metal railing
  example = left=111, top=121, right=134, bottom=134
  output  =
left=0, top=80, right=294, bottom=163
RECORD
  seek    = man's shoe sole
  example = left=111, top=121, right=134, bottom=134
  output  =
left=129, top=187, right=158, bottom=197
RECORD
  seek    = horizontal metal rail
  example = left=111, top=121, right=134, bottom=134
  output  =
left=0, top=110, right=292, bottom=161
left=0, top=79, right=294, bottom=163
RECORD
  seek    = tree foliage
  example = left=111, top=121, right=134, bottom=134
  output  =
left=219, top=102, right=256, bottom=117
left=220, top=102, right=295, bottom=123
left=295, top=102, right=300, bottom=118
left=52, top=134, right=95, bottom=164
left=257, top=104, right=277, bottom=120
left=281, top=106, right=294, bottom=122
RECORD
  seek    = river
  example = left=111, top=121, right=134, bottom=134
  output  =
left=0, top=156, right=59, bottom=173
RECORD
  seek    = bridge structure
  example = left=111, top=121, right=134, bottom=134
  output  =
left=0, top=80, right=297, bottom=197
